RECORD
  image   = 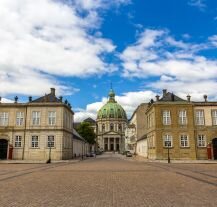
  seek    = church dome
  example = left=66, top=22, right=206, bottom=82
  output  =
left=97, top=89, right=127, bottom=120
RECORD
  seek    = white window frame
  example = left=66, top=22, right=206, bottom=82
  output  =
left=163, top=110, right=171, bottom=125
left=47, top=135, right=55, bottom=148
left=180, top=134, right=189, bottom=147
left=15, top=135, right=22, bottom=148
left=197, top=134, right=206, bottom=147
left=32, top=111, right=40, bottom=125
left=31, top=135, right=39, bottom=148
left=0, top=112, right=9, bottom=126
left=48, top=111, right=56, bottom=125
left=163, top=134, right=173, bottom=147
left=16, top=112, right=24, bottom=126
left=196, top=110, right=204, bottom=125
left=179, top=110, right=187, bottom=125
left=212, top=110, right=217, bottom=126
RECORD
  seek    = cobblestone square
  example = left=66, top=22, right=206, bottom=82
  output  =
left=0, top=154, right=217, bottom=207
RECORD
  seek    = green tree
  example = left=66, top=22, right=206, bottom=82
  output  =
left=76, top=122, right=96, bottom=144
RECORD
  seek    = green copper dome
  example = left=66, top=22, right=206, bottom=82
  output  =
left=97, top=89, right=127, bottom=120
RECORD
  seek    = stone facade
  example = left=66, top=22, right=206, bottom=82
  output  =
left=125, top=104, right=148, bottom=153
left=0, top=88, right=85, bottom=160
left=146, top=90, right=217, bottom=160
left=136, top=137, right=148, bottom=157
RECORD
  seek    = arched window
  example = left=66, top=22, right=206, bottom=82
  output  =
left=118, top=109, right=122, bottom=118
left=110, top=123, right=114, bottom=131
left=118, top=124, right=122, bottom=131
left=102, top=124, right=105, bottom=132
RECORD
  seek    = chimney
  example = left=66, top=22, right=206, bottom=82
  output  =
left=163, top=89, right=167, bottom=97
left=29, top=96, right=32, bottom=102
left=156, top=95, right=160, bottom=101
left=204, top=95, right=208, bottom=102
left=14, top=96, right=18, bottom=103
left=171, top=93, right=175, bottom=101
left=187, top=95, right=191, bottom=102
left=50, top=88, right=55, bottom=96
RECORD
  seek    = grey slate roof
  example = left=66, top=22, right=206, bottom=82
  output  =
left=73, top=128, right=86, bottom=142
left=31, top=93, right=61, bottom=103
left=83, top=117, right=96, bottom=123
left=159, top=92, right=186, bottom=102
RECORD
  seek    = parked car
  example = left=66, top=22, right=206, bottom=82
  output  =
left=126, top=151, right=133, bottom=157
left=122, top=150, right=128, bottom=155
left=90, top=152, right=96, bottom=157
left=86, top=153, right=91, bottom=157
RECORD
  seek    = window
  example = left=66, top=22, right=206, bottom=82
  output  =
left=31, top=136, right=39, bottom=148
left=110, top=108, right=114, bottom=118
left=110, top=123, right=114, bottom=131
left=197, top=134, right=206, bottom=147
left=163, top=110, right=171, bottom=125
left=102, top=124, right=105, bottom=132
left=15, top=135, right=22, bottom=148
left=118, top=124, right=122, bottom=131
left=196, top=110, right=204, bottom=125
left=212, top=110, right=217, bottom=125
left=47, top=135, right=55, bottom=148
left=32, top=111, right=40, bottom=125
left=48, top=111, right=56, bottom=125
left=118, top=109, right=122, bottom=118
left=102, top=109, right=106, bottom=118
left=163, top=134, right=172, bottom=147
left=179, top=110, right=187, bottom=125
left=16, top=112, right=24, bottom=126
left=180, top=135, right=189, bottom=147
left=0, top=112, right=9, bottom=126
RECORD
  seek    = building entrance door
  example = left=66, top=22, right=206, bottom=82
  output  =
left=212, top=138, right=217, bottom=160
left=0, top=139, right=8, bottom=159
left=110, top=144, right=114, bottom=151
left=104, top=144, right=108, bottom=151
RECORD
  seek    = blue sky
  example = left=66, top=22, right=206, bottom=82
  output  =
left=1, top=0, right=217, bottom=121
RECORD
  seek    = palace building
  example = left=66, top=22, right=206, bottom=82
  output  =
left=145, top=90, right=217, bottom=160
left=0, top=88, right=86, bottom=161
left=96, top=89, right=127, bottom=152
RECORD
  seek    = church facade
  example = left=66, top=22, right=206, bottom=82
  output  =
left=96, top=89, right=127, bottom=152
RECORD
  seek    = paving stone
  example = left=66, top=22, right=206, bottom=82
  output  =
left=0, top=154, right=216, bottom=207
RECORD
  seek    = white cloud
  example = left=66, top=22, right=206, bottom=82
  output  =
left=188, top=0, right=206, bottom=11
left=209, top=35, right=217, bottom=46
left=74, top=90, right=155, bottom=122
left=0, top=97, right=13, bottom=103
left=0, top=0, right=130, bottom=96
left=120, top=28, right=217, bottom=100
left=74, top=0, right=131, bottom=10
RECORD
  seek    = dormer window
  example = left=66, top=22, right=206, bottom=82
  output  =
left=110, top=108, right=114, bottom=118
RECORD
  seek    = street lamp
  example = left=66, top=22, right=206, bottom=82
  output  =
left=47, top=140, right=52, bottom=164
left=165, top=141, right=170, bottom=163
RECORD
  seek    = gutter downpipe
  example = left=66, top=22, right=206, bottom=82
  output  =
left=22, top=104, right=28, bottom=160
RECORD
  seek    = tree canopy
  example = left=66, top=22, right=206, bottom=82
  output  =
left=76, top=122, right=96, bottom=144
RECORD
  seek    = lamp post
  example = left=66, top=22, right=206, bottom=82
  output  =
left=165, top=141, right=170, bottom=163
left=47, top=140, right=51, bottom=164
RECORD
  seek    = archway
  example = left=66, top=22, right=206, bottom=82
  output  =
left=212, top=138, right=217, bottom=160
left=0, top=139, right=8, bottom=159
